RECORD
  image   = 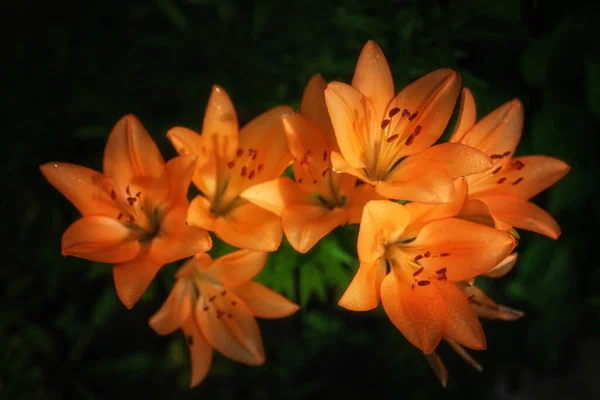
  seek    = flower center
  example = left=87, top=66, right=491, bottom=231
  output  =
left=386, top=244, right=451, bottom=288
left=467, top=151, right=526, bottom=195
left=110, top=185, right=160, bottom=239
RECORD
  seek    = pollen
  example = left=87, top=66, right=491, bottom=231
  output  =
left=512, top=177, right=524, bottom=185
left=413, top=125, right=422, bottom=136
left=248, top=170, right=256, bottom=179
left=381, top=119, right=391, bottom=129
left=227, top=161, right=235, bottom=169
left=405, top=134, right=415, bottom=146
left=258, top=163, right=265, bottom=173
left=513, top=160, right=525, bottom=170
left=414, top=254, right=423, bottom=262
left=492, top=166, right=502, bottom=174
left=386, top=134, right=399, bottom=143
left=408, top=111, right=419, bottom=121
left=241, top=166, right=247, bottom=177
left=388, top=107, right=400, bottom=117
left=236, top=148, right=244, bottom=157
left=413, top=267, right=424, bottom=277
left=497, top=177, right=507, bottom=184
left=417, top=280, right=430, bottom=286
left=424, top=251, right=431, bottom=258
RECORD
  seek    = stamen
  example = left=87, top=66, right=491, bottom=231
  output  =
left=405, top=134, right=415, bottom=146
left=231, top=300, right=237, bottom=306
left=135, top=192, right=141, bottom=197
left=126, top=186, right=131, bottom=196
left=490, top=154, right=503, bottom=160
left=497, top=177, right=507, bottom=184
left=248, top=148, right=257, bottom=160
left=221, top=290, right=227, bottom=296
left=236, top=148, right=244, bottom=157
left=502, top=151, right=511, bottom=157
left=424, top=251, right=431, bottom=258
left=323, top=151, right=327, bottom=161
left=414, top=254, right=423, bottom=262
left=321, top=168, right=329, bottom=177
left=512, top=160, right=525, bottom=170
left=408, top=111, right=419, bottom=121
left=389, top=107, right=401, bottom=117
left=440, top=253, right=450, bottom=257
left=248, top=170, right=255, bottom=179
left=436, top=268, right=447, bottom=275
left=413, top=267, right=424, bottom=277
left=413, top=125, right=422, bottom=136
left=492, top=166, right=502, bottom=174
left=258, top=163, right=265, bottom=173
left=381, top=119, right=391, bottom=129
left=227, top=161, right=235, bottom=169
left=386, top=134, right=399, bottom=143
left=512, top=177, right=524, bottom=185
left=298, top=178, right=304, bottom=184
left=401, top=109, right=411, bottom=118
left=110, top=190, right=116, bottom=200
left=117, top=212, right=123, bottom=220
left=241, top=166, right=247, bottom=177
left=209, top=295, right=217, bottom=302
left=227, top=313, right=233, bottom=318
left=203, top=306, right=209, bottom=311
left=417, top=280, right=430, bottom=286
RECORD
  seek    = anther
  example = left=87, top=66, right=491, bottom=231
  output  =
left=227, top=313, right=233, bottom=318
left=497, top=177, right=507, bottom=184
left=401, top=109, right=411, bottom=118
left=492, top=166, right=502, bottom=174
left=414, top=255, right=423, bottom=262
left=414, top=125, right=422, bottom=136
left=436, top=267, right=447, bottom=275
left=322, top=168, right=329, bottom=177
left=135, top=192, right=141, bottom=197
left=405, top=134, right=415, bottom=146
left=490, top=154, right=503, bottom=160
left=413, top=267, right=424, bottom=277
left=117, top=212, right=123, bottom=220
left=127, top=197, right=137, bottom=206
left=248, top=148, right=257, bottom=160
left=231, top=300, right=237, bottom=306
left=312, top=179, right=317, bottom=184
left=203, top=306, right=209, bottom=311
left=298, top=178, right=304, bottom=184
left=417, top=280, right=431, bottom=286
left=386, top=134, right=399, bottom=143
left=110, top=190, right=116, bottom=200
left=502, top=151, right=511, bottom=157
left=241, top=166, right=247, bottom=177
left=440, top=253, right=450, bottom=257
left=216, top=309, right=225, bottom=319
left=258, top=163, right=265, bottom=173
left=513, top=160, right=525, bottom=170
left=512, top=177, right=524, bottom=185
left=227, top=161, right=235, bottom=169
left=126, top=186, right=131, bottom=196
left=381, top=119, right=391, bottom=129
left=221, top=290, right=227, bottom=296
left=248, top=170, right=255, bottom=179
left=408, top=111, right=419, bottom=121
left=209, top=295, right=217, bottom=302
left=389, top=107, right=401, bottom=118
left=323, top=151, right=328, bottom=161
left=424, top=251, right=431, bottom=258
left=236, top=148, right=244, bottom=157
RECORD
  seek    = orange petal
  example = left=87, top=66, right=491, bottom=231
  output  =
left=338, top=258, right=387, bottom=311
left=233, top=281, right=299, bottom=319
left=283, top=112, right=329, bottom=157
left=282, top=205, right=348, bottom=253
left=208, top=250, right=268, bottom=286
left=456, top=198, right=496, bottom=228
left=380, top=272, right=444, bottom=354
left=214, top=201, right=283, bottom=252
left=458, top=99, right=523, bottom=156
left=357, top=200, right=410, bottom=263
left=186, top=195, right=216, bottom=231
left=404, top=178, right=467, bottom=237
left=405, top=218, right=516, bottom=281
left=149, top=279, right=195, bottom=335
left=148, top=206, right=212, bottom=265
left=478, top=195, right=562, bottom=239
left=483, top=155, right=570, bottom=200
left=376, top=156, right=454, bottom=204
left=462, top=284, right=524, bottom=321
left=345, top=183, right=384, bottom=224
left=202, top=85, right=239, bottom=161
left=40, top=163, right=120, bottom=217
left=484, top=253, right=518, bottom=278
left=415, top=143, right=492, bottom=179
left=450, top=88, right=477, bottom=143
left=181, top=318, right=213, bottom=388
left=299, top=74, right=337, bottom=150
left=432, top=280, right=486, bottom=350
left=351, top=40, right=394, bottom=119
left=385, top=69, right=462, bottom=157
left=195, top=292, right=265, bottom=365
left=167, top=127, right=218, bottom=198
left=164, top=155, right=198, bottom=206
left=103, top=114, right=166, bottom=190
left=61, top=216, right=141, bottom=263
left=113, top=257, right=162, bottom=309
left=240, top=177, right=316, bottom=217
left=325, top=82, right=376, bottom=169
left=330, top=151, right=373, bottom=184
left=425, top=352, right=449, bottom=388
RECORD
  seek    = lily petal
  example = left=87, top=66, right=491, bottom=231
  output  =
left=282, top=205, right=348, bottom=253
left=195, top=292, right=265, bottom=365
left=164, top=155, right=198, bottom=206
left=103, top=114, right=166, bottom=190
left=40, top=163, right=119, bottom=217
left=338, top=258, right=387, bottom=311
left=357, top=200, right=410, bottom=263
left=450, top=88, right=477, bottom=143
left=385, top=69, right=462, bottom=157
left=456, top=198, right=496, bottom=228
left=214, top=201, right=283, bottom=252
left=425, top=352, right=449, bottom=388
left=233, top=281, right=299, bottom=318
left=330, top=151, right=373, bottom=184
left=484, top=253, right=518, bottom=278
left=325, top=82, right=376, bottom=169
left=181, top=318, right=213, bottom=388
left=351, top=40, right=394, bottom=119
left=377, top=157, right=454, bottom=204
left=240, top=177, right=316, bottom=217
left=208, top=250, right=268, bottom=286
left=415, top=143, right=492, bottom=179
left=186, top=195, right=217, bottom=232
left=458, top=99, right=523, bottom=156
left=445, top=338, right=483, bottom=372
left=61, top=216, right=141, bottom=263
left=380, top=272, right=445, bottom=354
left=345, top=183, right=384, bottom=224
left=478, top=195, right=562, bottom=239
left=299, top=74, right=337, bottom=150
left=113, top=257, right=163, bottom=309
left=405, top=218, right=516, bottom=281
left=432, top=281, right=486, bottom=350
left=149, top=279, right=195, bottom=335
left=462, top=284, right=524, bottom=321
left=202, top=85, right=239, bottom=161
left=148, top=206, right=212, bottom=265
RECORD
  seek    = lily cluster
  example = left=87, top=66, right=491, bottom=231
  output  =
left=40, top=40, right=569, bottom=387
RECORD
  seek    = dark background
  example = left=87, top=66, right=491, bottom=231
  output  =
left=4, top=0, right=599, bottom=399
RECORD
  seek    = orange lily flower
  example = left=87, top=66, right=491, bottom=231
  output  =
left=167, top=86, right=293, bottom=251
left=426, top=253, right=524, bottom=387
left=40, top=115, right=212, bottom=308
left=241, top=74, right=382, bottom=253
left=149, top=250, right=299, bottom=387
left=324, top=40, right=493, bottom=204
left=338, top=180, right=516, bottom=353
left=450, top=88, right=571, bottom=238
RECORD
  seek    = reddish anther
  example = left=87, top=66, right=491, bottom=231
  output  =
left=414, top=254, right=423, bottom=262
left=227, top=161, right=235, bottom=169
left=236, top=148, right=244, bottom=157
left=513, top=160, right=525, bottom=170
left=414, top=125, right=422, bottom=136
left=417, top=280, right=431, bottom=286
left=248, top=170, right=255, bottom=179
left=405, top=134, right=415, bottom=146
left=497, top=177, right=507, bottom=184
left=512, top=177, right=524, bottom=185
left=241, top=166, right=247, bottom=177
left=492, top=166, right=502, bottom=174
left=389, top=107, right=401, bottom=117
left=424, top=251, right=431, bottom=258
left=408, top=111, right=419, bottom=121
left=386, top=134, right=399, bottom=143
left=381, top=119, right=391, bottom=129
left=413, top=267, right=424, bottom=277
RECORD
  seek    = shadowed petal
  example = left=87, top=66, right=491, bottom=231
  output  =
left=462, top=284, right=525, bottom=321
left=233, top=281, right=299, bottom=318
left=208, top=250, right=268, bottom=286
left=351, top=40, right=394, bottom=119
left=425, top=352, right=449, bottom=388
left=415, top=143, right=492, bottom=179
left=456, top=198, right=496, bottom=228
left=484, top=253, right=518, bottom=278
left=40, top=163, right=120, bottom=217
left=299, top=74, right=337, bottom=150
left=450, top=88, right=477, bottom=143
left=445, top=338, right=483, bottom=372
left=345, top=183, right=384, bottom=224
left=113, top=257, right=163, bottom=309
left=282, top=205, right=348, bottom=253
left=338, top=258, right=387, bottom=311
left=181, top=318, right=213, bottom=388
left=61, top=216, right=141, bottom=263
left=381, top=272, right=445, bottom=354
left=149, top=279, right=195, bottom=335
left=164, top=155, right=198, bottom=206
left=202, top=85, right=239, bottom=161
left=186, top=196, right=217, bottom=231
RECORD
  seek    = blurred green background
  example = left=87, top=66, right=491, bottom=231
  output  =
left=4, top=0, right=600, bottom=399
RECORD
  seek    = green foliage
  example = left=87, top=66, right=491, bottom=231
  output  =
left=4, top=1, right=599, bottom=399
